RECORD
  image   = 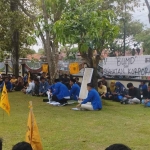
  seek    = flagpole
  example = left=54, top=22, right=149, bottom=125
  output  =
left=3, top=110, right=4, bottom=122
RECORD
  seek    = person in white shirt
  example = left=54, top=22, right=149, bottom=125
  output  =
left=23, top=77, right=35, bottom=95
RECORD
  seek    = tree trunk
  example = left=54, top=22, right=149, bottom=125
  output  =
left=10, top=0, right=19, bottom=77
left=80, top=47, right=100, bottom=89
left=145, top=0, right=150, bottom=23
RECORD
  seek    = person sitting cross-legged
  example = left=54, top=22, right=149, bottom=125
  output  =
left=69, top=78, right=80, bottom=100
left=23, top=77, right=35, bottom=95
left=121, top=83, right=141, bottom=104
left=109, top=82, right=127, bottom=102
left=32, top=78, right=40, bottom=96
left=0, top=77, right=12, bottom=92
left=39, top=77, right=49, bottom=96
left=51, top=79, right=70, bottom=105
left=77, top=83, right=102, bottom=111
left=105, top=80, right=116, bottom=100
left=139, top=81, right=148, bottom=98
left=98, top=81, right=107, bottom=98
left=142, top=82, right=150, bottom=107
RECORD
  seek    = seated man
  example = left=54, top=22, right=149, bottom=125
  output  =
left=52, top=79, right=70, bottom=105
left=39, top=77, right=49, bottom=96
left=142, top=82, right=150, bottom=107
left=23, top=77, right=35, bottom=95
left=75, top=77, right=81, bottom=87
left=33, top=78, right=40, bottom=96
left=122, top=83, right=141, bottom=104
left=98, top=81, right=107, bottom=98
left=10, top=75, right=17, bottom=89
left=69, top=79, right=80, bottom=100
left=0, top=77, right=12, bottom=92
left=139, top=81, right=148, bottom=98
left=77, top=83, right=102, bottom=111
left=101, top=76, right=107, bottom=87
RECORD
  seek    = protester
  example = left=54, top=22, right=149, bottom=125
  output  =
left=69, top=78, right=80, bottom=100
left=32, top=78, right=40, bottom=96
left=106, top=80, right=116, bottom=99
left=39, top=77, right=49, bottom=96
left=101, top=76, right=107, bottom=87
left=0, top=77, right=12, bottom=92
left=98, top=81, right=107, bottom=98
left=109, top=82, right=127, bottom=102
left=75, top=77, right=81, bottom=87
left=121, top=83, right=141, bottom=104
left=142, top=82, right=150, bottom=107
left=14, top=76, right=24, bottom=91
left=51, top=79, right=70, bottom=105
left=105, top=143, right=131, bottom=150
left=23, top=77, right=35, bottom=95
left=10, top=75, right=17, bottom=89
left=62, top=74, right=70, bottom=88
left=139, top=81, right=148, bottom=98
left=12, top=141, right=32, bottom=150
left=77, top=83, right=102, bottom=110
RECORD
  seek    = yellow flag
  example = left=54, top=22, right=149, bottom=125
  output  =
left=69, top=62, right=79, bottom=74
left=42, top=64, right=48, bottom=74
left=0, top=83, right=10, bottom=115
left=25, top=102, right=43, bottom=150
left=28, top=72, right=31, bottom=84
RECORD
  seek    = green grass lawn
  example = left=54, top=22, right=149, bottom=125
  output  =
left=0, top=92, right=150, bottom=150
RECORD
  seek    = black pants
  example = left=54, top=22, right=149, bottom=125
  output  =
left=52, top=95, right=68, bottom=104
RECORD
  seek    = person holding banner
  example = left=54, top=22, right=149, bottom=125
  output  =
left=77, top=83, right=102, bottom=111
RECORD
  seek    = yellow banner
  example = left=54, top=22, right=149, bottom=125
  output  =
left=69, top=63, right=79, bottom=74
left=26, top=102, right=43, bottom=150
left=0, top=83, right=10, bottom=115
left=42, top=64, right=48, bottom=74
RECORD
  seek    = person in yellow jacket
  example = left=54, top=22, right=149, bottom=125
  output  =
left=98, top=81, right=107, bottom=98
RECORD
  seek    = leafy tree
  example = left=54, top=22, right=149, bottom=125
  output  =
left=60, top=46, right=78, bottom=61
left=0, top=0, right=36, bottom=76
left=19, top=0, right=68, bottom=83
left=135, top=28, right=150, bottom=54
left=54, top=0, right=119, bottom=87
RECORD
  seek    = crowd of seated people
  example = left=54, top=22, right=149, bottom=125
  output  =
left=98, top=76, right=150, bottom=106
left=1, top=72, right=150, bottom=108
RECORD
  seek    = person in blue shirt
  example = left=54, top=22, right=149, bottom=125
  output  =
left=39, top=77, right=49, bottom=96
left=110, top=82, right=127, bottom=102
left=69, top=78, right=80, bottom=100
left=0, top=77, right=12, bottom=92
left=52, top=79, right=70, bottom=105
left=77, top=83, right=102, bottom=110
left=139, top=81, right=148, bottom=98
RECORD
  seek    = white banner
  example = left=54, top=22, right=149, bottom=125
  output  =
left=103, top=55, right=150, bottom=76
left=79, top=68, right=93, bottom=99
